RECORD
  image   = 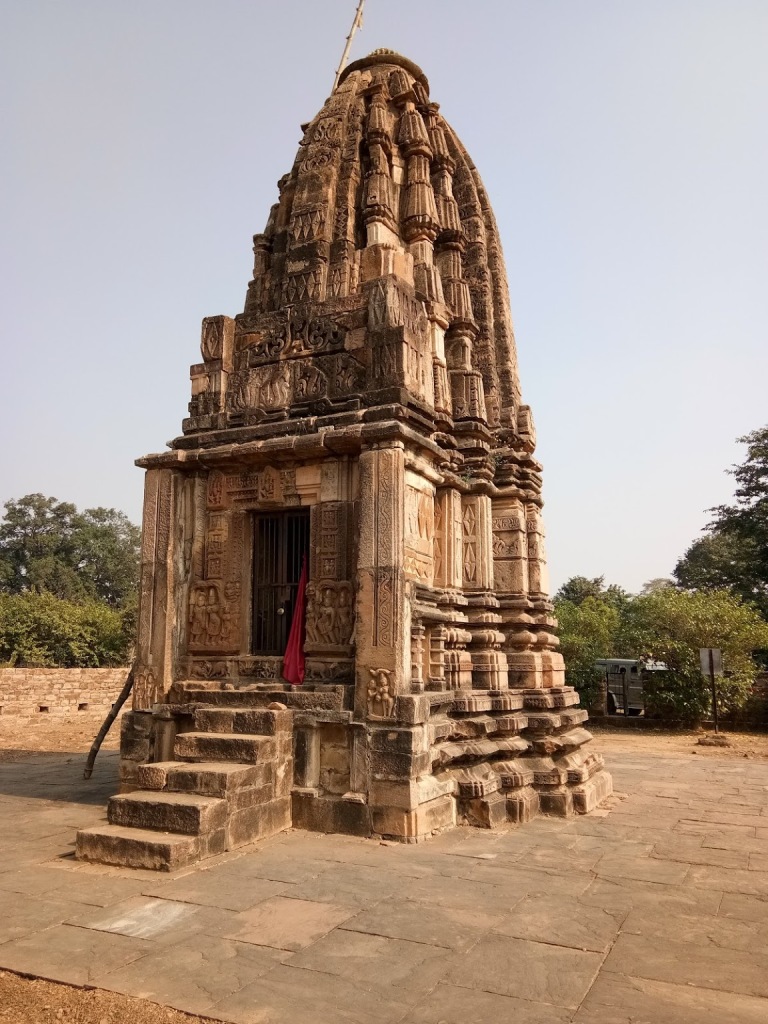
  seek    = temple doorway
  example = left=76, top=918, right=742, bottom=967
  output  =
left=251, top=509, right=310, bottom=655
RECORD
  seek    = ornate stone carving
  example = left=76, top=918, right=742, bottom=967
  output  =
left=189, top=660, right=228, bottom=680
left=188, top=582, right=233, bottom=651
left=133, top=666, right=159, bottom=708
left=404, top=485, right=433, bottom=583
left=367, top=668, right=395, bottom=719
left=306, top=581, right=354, bottom=646
left=284, top=267, right=325, bottom=304
left=291, top=207, right=326, bottom=244
left=242, top=317, right=346, bottom=365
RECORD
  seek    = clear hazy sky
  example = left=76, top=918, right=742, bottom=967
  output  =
left=2, top=1, right=766, bottom=593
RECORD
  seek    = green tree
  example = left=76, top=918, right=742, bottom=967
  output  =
left=555, top=596, right=620, bottom=708
left=640, top=578, right=675, bottom=595
left=707, top=426, right=768, bottom=617
left=555, top=576, right=606, bottom=605
left=618, top=588, right=768, bottom=723
left=673, top=531, right=764, bottom=612
left=0, top=494, right=140, bottom=607
left=0, top=592, right=130, bottom=667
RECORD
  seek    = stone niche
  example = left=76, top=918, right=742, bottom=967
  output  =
left=77, top=49, right=611, bottom=873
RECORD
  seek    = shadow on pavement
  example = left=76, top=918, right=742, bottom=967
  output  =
left=0, top=750, right=119, bottom=804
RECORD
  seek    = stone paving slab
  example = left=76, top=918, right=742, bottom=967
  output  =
left=0, top=749, right=767, bottom=1022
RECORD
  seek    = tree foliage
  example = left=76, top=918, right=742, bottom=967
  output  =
left=619, top=588, right=768, bottom=723
left=554, top=596, right=620, bottom=709
left=689, top=425, right=768, bottom=618
left=555, top=575, right=768, bottom=723
left=0, top=494, right=139, bottom=666
left=0, top=494, right=140, bottom=607
left=0, top=592, right=130, bottom=667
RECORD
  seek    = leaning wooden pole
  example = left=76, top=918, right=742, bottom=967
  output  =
left=332, top=0, right=366, bottom=92
left=83, top=664, right=135, bottom=779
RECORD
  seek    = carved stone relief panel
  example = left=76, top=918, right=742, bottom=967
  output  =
left=368, top=277, right=426, bottom=335
left=492, top=500, right=528, bottom=597
left=289, top=206, right=327, bottom=246
left=461, top=494, right=493, bottom=590
left=367, top=668, right=396, bottom=719
left=205, top=512, right=227, bottom=581
left=133, top=666, right=160, bottom=709
left=200, top=315, right=234, bottom=366
left=283, top=264, right=326, bottom=305
left=240, top=316, right=346, bottom=365
left=310, top=501, right=354, bottom=582
left=404, top=480, right=434, bottom=585
left=221, top=467, right=299, bottom=508
left=433, top=489, right=463, bottom=590
left=306, top=581, right=354, bottom=647
left=526, top=506, right=549, bottom=596
left=188, top=581, right=237, bottom=653
left=451, top=369, right=487, bottom=420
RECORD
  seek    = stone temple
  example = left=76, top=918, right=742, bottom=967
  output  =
left=77, top=50, right=612, bottom=870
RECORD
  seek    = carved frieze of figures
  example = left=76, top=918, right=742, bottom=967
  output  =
left=188, top=582, right=233, bottom=651
left=218, top=467, right=298, bottom=509
left=238, top=656, right=283, bottom=680
left=367, top=668, right=395, bottom=719
left=306, top=581, right=354, bottom=647
left=188, top=660, right=229, bottom=680
left=133, top=666, right=158, bottom=709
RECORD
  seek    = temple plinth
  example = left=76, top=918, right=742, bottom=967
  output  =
left=77, top=50, right=611, bottom=870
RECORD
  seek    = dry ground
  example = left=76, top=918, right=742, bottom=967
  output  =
left=591, top=723, right=768, bottom=760
left=0, top=713, right=767, bottom=1023
left=0, top=970, right=209, bottom=1024
left=0, top=713, right=121, bottom=762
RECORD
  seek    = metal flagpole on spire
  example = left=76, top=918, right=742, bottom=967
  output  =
left=332, top=0, right=366, bottom=92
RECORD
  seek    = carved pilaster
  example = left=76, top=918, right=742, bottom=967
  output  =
left=461, top=495, right=493, bottom=591
left=134, top=469, right=176, bottom=710
left=355, top=445, right=407, bottom=721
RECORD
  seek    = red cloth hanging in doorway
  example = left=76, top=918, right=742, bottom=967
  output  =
left=282, top=555, right=307, bottom=686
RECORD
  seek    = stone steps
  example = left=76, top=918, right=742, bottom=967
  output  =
left=174, top=731, right=276, bottom=764
left=137, top=760, right=268, bottom=797
left=75, top=823, right=210, bottom=872
left=108, top=790, right=227, bottom=835
left=76, top=704, right=293, bottom=872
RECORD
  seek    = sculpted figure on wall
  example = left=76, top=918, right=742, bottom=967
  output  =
left=367, top=668, right=395, bottom=719
left=189, top=583, right=231, bottom=650
left=306, top=581, right=354, bottom=646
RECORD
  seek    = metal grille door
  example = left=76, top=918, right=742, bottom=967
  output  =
left=252, top=511, right=310, bottom=655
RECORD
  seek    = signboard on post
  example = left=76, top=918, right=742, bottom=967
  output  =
left=699, top=648, right=723, bottom=676
left=700, top=648, right=723, bottom=733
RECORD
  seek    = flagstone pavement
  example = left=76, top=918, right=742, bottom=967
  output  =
left=0, top=748, right=767, bottom=1023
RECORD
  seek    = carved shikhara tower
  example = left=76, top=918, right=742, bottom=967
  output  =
left=81, top=51, right=611, bottom=867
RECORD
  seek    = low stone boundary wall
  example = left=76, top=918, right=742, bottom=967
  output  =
left=0, top=667, right=130, bottom=718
